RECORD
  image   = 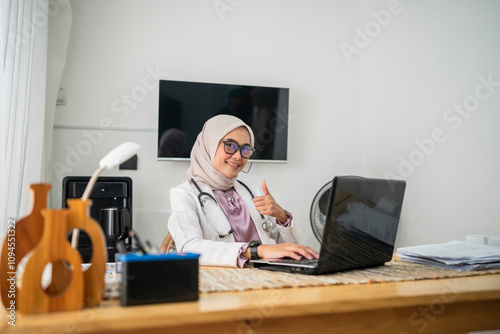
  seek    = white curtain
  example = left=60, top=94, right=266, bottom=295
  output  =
left=0, top=0, right=72, bottom=233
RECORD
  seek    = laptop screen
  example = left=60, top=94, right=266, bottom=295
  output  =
left=317, top=176, right=406, bottom=273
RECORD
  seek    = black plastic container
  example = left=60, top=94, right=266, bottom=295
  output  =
left=118, top=252, right=200, bottom=306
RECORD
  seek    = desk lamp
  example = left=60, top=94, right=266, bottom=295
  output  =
left=71, top=142, right=141, bottom=248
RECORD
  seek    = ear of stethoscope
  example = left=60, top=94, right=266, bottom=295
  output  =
left=191, top=179, right=273, bottom=237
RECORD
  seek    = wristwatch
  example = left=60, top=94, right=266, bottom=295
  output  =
left=248, top=240, right=261, bottom=260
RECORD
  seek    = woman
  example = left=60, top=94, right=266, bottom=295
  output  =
left=167, top=115, right=318, bottom=267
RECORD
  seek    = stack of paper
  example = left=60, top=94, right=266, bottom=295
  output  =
left=396, top=240, right=500, bottom=271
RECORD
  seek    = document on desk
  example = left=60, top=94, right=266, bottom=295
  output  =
left=396, top=240, right=500, bottom=271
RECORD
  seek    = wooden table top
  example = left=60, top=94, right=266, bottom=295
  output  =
left=2, top=272, right=500, bottom=333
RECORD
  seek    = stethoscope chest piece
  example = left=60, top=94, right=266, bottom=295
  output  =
left=261, top=218, right=273, bottom=232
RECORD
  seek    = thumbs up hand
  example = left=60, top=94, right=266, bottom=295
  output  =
left=253, top=180, right=288, bottom=223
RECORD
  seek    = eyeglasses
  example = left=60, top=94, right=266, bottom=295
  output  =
left=219, top=140, right=255, bottom=159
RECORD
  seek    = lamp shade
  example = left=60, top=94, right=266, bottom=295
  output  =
left=99, top=142, right=141, bottom=170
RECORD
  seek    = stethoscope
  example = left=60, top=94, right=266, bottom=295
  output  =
left=190, top=178, right=274, bottom=238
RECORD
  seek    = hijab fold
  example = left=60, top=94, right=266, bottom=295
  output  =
left=187, top=115, right=254, bottom=190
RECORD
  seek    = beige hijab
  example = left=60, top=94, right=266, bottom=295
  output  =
left=187, top=115, right=255, bottom=190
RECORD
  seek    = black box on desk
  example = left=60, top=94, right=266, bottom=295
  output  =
left=118, top=252, right=200, bottom=306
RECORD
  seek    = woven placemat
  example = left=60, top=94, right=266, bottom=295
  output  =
left=199, top=261, right=500, bottom=293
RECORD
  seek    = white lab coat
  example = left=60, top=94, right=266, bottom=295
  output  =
left=167, top=180, right=298, bottom=267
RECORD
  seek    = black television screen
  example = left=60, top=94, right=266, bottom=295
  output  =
left=157, top=80, right=289, bottom=162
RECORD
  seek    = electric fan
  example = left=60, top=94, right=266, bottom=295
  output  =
left=309, top=180, right=333, bottom=242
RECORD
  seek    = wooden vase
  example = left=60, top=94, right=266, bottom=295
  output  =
left=17, top=209, right=84, bottom=314
left=0, top=184, right=51, bottom=309
left=66, top=198, right=107, bottom=307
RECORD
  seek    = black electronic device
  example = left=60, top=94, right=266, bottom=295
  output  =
left=157, top=79, right=290, bottom=162
left=310, top=180, right=334, bottom=242
left=251, top=176, right=407, bottom=275
left=62, top=176, right=133, bottom=262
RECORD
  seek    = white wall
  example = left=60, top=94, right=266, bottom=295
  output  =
left=357, top=0, right=500, bottom=247
left=50, top=0, right=500, bottom=250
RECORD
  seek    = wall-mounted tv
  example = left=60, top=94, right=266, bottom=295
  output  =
left=157, top=80, right=289, bottom=163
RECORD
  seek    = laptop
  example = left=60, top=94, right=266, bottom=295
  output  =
left=251, top=176, right=406, bottom=275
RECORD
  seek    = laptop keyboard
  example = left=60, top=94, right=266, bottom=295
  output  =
left=271, top=258, right=319, bottom=265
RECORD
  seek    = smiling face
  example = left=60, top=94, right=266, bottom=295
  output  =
left=214, top=126, right=251, bottom=179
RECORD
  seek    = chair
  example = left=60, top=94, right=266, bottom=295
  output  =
left=160, top=232, right=176, bottom=253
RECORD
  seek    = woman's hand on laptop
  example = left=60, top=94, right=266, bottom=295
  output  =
left=257, top=243, right=319, bottom=260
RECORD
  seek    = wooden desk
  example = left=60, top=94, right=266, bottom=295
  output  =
left=2, top=273, right=500, bottom=334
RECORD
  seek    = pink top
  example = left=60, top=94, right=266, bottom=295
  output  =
left=213, top=187, right=292, bottom=267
